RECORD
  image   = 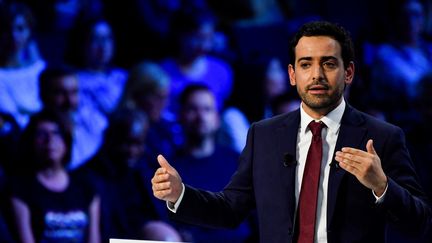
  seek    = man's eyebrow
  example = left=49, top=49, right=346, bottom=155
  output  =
left=321, top=56, right=338, bottom=61
left=297, top=57, right=312, bottom=62
left=297, top=56, right=338, bottom=63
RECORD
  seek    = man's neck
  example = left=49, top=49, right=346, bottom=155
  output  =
left=302, top=98, right=343, bottom=120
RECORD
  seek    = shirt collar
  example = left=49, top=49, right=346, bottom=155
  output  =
left=300, top=98, right=346, bottom=135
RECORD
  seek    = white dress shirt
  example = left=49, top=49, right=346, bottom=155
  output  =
left=296, top=99, right=345, bottom=243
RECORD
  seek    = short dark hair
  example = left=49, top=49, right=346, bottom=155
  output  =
left=179, top=84, right=213, bottom=108
left=289, top=21, right=355, bottom=69
left=38, top=65, right=76, bottom=105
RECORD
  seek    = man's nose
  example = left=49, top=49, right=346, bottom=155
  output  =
left=312, top=65, right=324, bottom=81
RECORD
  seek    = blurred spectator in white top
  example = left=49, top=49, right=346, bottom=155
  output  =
left=0, top=2, right=45, bottom=127
left=65, top=17, right=127, bottom=115
left=160, top=8, right=233, bottom=115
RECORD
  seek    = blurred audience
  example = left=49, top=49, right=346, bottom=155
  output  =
left=218, top=56, right=295, bottom=153
left=78, top=108, right=183, bottom=242
left=218, top=106, right=250, bottom=153
left=0, top=2, right=45, bottom=127
left=0, top=163, right=14, bottom=243
left=369, top=0, right=432, bottom=126
left=262, top=57, right=290, bottom=118
left=172, top=84, right=253, bottom=243
left=0, top=112, right=21, bottom=175
left=407, top=74, right=432, bottom=203
left=129, top=0, right=184, bottom=60
left=270, top=91, right=301, bottom=116
left=23, top=0, right=103, bottom=64
left=0, top=211, right=14, bottom=243
left=120, top=61, right=182, bottom=163
left=65, top=17, right=127, bottom=115
left=38, top=65, right=107, bottom=170
left=233, top=0, right=286, bottom=27
left=160, top=8, right=234, bottom=115
left=9, top=110, right=101, bottom=242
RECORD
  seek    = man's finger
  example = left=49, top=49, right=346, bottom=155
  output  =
left=152, top=172, right=168, bottom=184
left=335, top=151, right=362, bottom=165
left=366, top=139, right=377, bottom=155
left=154, top=189, right=172, bottom=200
left=341, top=147, right=367, bottom=156
left=153, top=181, right=171, bottom=191
left=157, top=154, right=173, bottom=170
left=154, top=167, right=167, bottom=175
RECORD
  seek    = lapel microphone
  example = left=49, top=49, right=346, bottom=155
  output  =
left=283, top=153, right=297, bottom=167
left=330, top=160, right=340, bottom=169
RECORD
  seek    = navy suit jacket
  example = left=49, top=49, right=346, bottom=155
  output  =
left=170, top=105, right=431, bottom=243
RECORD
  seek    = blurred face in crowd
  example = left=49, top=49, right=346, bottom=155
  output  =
left=11, top=14, right=31, bottom=51
left=265, top=58, right=288, bottom=99
left=46, top=75, right=79, bottom=114
left=33, top=121, right=67, bottom=168
left=180, top=90, right=219, bottom=139
left=288, top=36, right=354, bottom=118
left=86, top=21, right=114, bottom=69
left=135, top=88, right=169, bottom=122
left=113, top=120, right=147, bottom=167
left=399, top=0, right=425, bottom=41
left=180, top=21, right=215, bottom=62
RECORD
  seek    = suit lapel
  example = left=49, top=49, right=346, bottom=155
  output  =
left=276, top=110, right=300, bottom=228
left=327, top=105, right=367, bottom=228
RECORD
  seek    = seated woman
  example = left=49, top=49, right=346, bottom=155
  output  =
left=0, top=2, right=46, bottom=127
left=9, top=110, right=100, bottom=243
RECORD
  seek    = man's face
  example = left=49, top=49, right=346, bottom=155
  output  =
left=180, top=90, right=219, bottom=138
left=47, top=75, right=79, bottom=113
left=288, top=36, right=354, bottom=117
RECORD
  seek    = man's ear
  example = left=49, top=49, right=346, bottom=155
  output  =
left=288, top=64, right=296, bottom=86
left=344, top=61, right=355, bottom=85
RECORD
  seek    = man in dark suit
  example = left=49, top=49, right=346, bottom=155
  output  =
left=151, top=21, right=431, bottom=243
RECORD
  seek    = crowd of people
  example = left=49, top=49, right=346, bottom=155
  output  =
left=0, top=0, right=431, bottom=242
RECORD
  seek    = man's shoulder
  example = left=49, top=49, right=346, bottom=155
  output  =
left=346, top=106, right=402, bottom=133
left=253, top=110, right=299, bottom=129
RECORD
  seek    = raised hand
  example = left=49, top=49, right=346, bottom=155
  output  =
left=151, top=155, right=183, bottom=203
left=335, top=139, right=388, bottom=196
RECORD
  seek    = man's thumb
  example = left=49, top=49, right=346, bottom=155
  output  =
left=157, top=154, right=173, bottom=170
left=366, top=139, right=377, bottom=155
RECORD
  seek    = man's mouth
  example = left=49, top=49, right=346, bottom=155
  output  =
left=308, top=85, right=329, bottom=94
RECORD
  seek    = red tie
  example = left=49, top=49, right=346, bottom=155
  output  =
left=296, top=121, right=325, bottom=243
